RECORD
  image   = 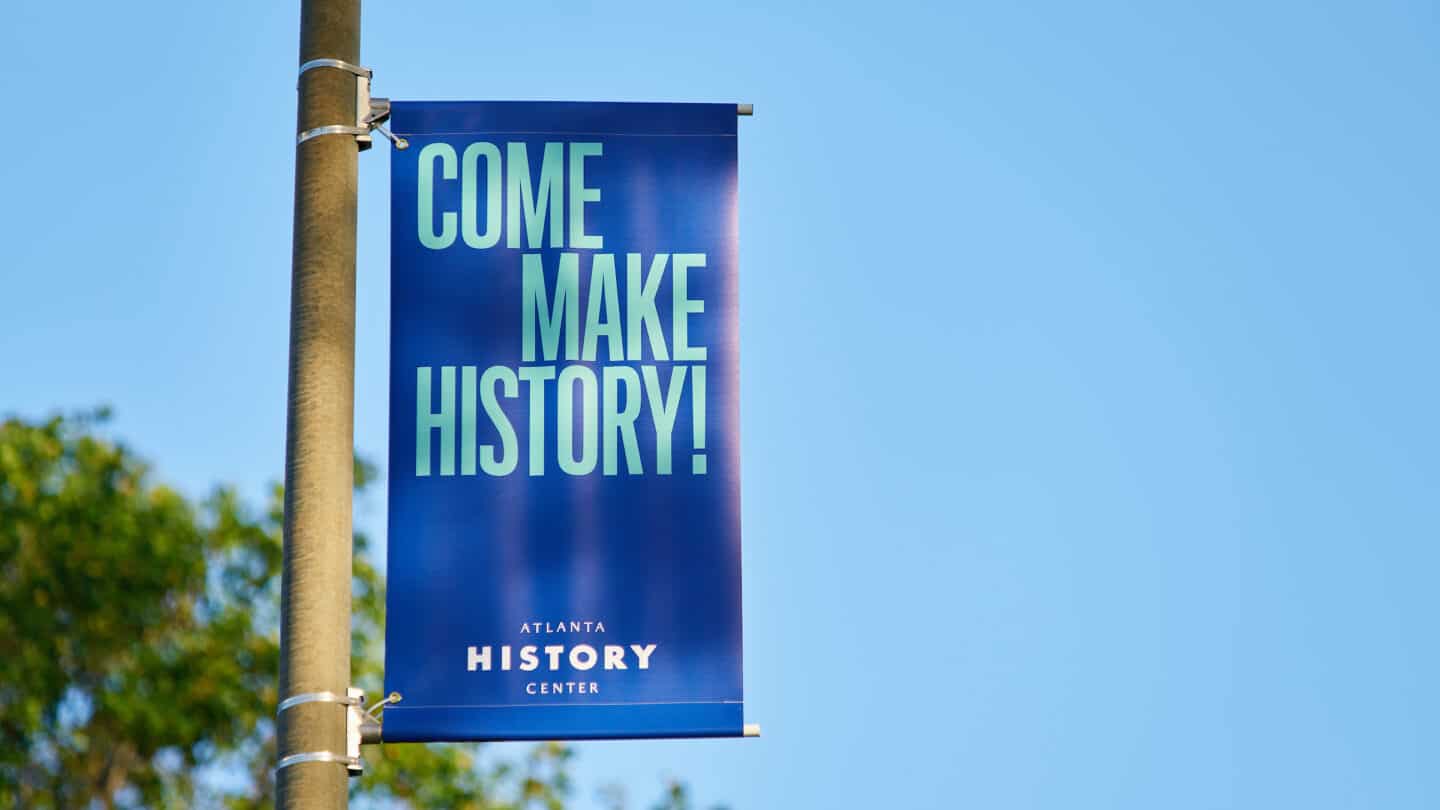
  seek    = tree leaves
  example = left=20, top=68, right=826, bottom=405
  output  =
left=0, top=412, right=574, bottom=809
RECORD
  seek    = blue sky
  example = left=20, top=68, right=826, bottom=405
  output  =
left=3, top=1, right=1439, bottom=807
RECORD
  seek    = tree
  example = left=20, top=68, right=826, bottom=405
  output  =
left=0, top=410, right=599, bottom=808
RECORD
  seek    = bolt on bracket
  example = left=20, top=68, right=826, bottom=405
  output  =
left=295, top=59, right=407, bottom=150
left=274, top=686, right=391, bottom=777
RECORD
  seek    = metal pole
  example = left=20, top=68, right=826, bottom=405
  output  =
left=277, top=0, right=361, bottom=806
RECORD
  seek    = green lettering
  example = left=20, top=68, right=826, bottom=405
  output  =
left=461, top=366, right=477, bottom=475
left=522, top=253, right=580, bottom=362
left=506, top=142, right=564, bottom=249
left=642, top=365, right=686, bottom=475
left=417, top=143, right=457, bottom=249
left=518, top=366, right=556, bottom=476
left=480, top=366, right=518, bottom=476
left=557, top=365, right=598, bottom=475
left=416, top=365, right=455, bottom=476
left=568, top=142, right=602, bottom=249
left=461, top=142, right=502, bottom=249
left=583, top=254, right=622, bottom=361
left=672, top=253, right=707, bottom=361
left=626, top=253, right=669, bottom=361
left=603, top=366, right=643, bottom=475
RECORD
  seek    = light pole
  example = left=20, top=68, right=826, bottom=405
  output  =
left=277, top=0, right=361, bottom=806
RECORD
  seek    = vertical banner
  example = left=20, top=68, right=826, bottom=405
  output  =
left=383, top=102, right=743, bottom=741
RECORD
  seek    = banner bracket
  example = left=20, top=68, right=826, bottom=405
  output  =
left=274, top=687, right=383, bottom=777
left=359, top=691, right=401, bottom=744
left=296, top=59, right=407, bottom=150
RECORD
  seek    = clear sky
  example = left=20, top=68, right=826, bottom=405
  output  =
left=3, top=1, right=1439, bottom=807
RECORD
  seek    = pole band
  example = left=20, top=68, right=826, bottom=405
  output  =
left=293, top=59, right=399, bottom=150
left=276, top=690, right=358, bottom=717
left=297, top=125, right=370, bottom=145
left=275, top=750, right=361, bottom=774
left=298, top=58, right=372, bottom=81
left=275, top=688, right=369, bottom=777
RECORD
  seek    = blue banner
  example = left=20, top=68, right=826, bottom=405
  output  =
left=383, top=102, right=744, bottom=742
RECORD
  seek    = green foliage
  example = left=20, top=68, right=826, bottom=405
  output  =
left=0, top=412, right=577, bottom=808
left=598, top=779, right=728, bottom=810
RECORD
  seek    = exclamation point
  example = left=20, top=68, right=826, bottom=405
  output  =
left=692, top=366, right=707, bottom=474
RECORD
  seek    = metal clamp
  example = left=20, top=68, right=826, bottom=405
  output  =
left=276, top=690, right=359, bottom=716
left=275, top=687, right=371, bottom=777
left=296, top=124, right=371, bottom=146
left=275, top=750, right=362, bottom=774
left=298, top=58, right=372, bottom=81
left=295, top=59, right=407, bottom=150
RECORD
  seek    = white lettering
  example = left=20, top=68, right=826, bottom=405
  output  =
left=630, top=643, right=657, bottom=670
left=569, top=644, right=598, bottom=671
left=467, top=645, right=491, bottom=672
left=604, top=645, right=627, bottom=670
left=544, top=645, right=565, bottom=669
